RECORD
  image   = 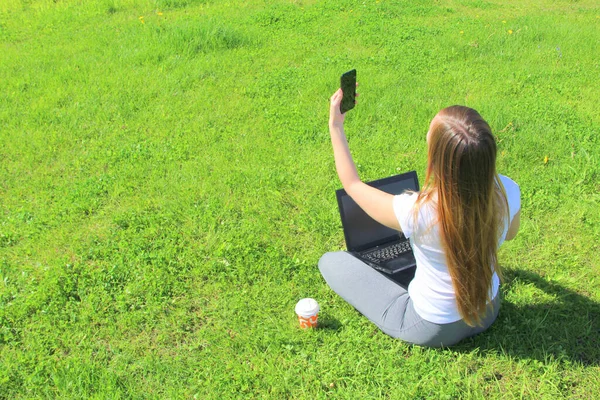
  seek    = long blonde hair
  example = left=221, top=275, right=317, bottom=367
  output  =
left=415, top=106, right=508, bottom=326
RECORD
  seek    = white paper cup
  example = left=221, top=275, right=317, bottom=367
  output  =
left=295, top=298, right=319, bottom=328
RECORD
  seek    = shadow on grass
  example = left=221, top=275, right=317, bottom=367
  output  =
left=317, top=316, right=343, bottom=332
left=456, top=268, right=600, bottom=366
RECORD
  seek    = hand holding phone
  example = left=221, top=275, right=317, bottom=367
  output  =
left=340, top=69, right=356, bottom=114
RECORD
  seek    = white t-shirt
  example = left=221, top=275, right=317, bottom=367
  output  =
left=392, top=175, right=521, bottom=324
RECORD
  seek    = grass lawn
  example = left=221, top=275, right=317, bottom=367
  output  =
left=1, top=0, right=599, bottom=397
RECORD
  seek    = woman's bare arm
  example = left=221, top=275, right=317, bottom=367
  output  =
left=505, top=210, right=520, bottom=240
left=328, top=88, right=401, bottom=232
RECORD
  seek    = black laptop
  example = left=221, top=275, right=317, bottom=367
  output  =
left=336, top=171, right=419, bottom=277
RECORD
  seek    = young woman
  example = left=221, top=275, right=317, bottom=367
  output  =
left=319, top=87, right=521, bottom=347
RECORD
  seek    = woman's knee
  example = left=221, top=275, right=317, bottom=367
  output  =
left=318, top=251, right=343, bottom=276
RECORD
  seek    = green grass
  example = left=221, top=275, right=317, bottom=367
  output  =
left=1, top=0, right=599, bottom=397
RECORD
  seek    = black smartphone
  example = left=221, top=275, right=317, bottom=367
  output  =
left=340, top=69, right=356, bottom=114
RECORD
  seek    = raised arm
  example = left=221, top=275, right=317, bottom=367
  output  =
left=328, top=88, right=401, bottom=232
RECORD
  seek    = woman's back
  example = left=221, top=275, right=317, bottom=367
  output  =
left=393, top=174, right=521, bottom=324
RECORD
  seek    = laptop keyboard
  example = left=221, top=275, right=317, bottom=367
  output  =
left=363, top=241, right=412, bottom=262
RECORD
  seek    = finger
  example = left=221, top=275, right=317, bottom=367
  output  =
left=330, top=92, right=343, bottom=106
left=331, top=88, right=342, bottom=100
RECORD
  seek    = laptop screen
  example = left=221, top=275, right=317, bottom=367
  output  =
left=336, top=171, right=419, bottom=252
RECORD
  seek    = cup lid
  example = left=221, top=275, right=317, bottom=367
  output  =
left=295, top=298, right=319, bottom=317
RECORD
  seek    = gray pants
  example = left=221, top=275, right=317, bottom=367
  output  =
left=318, top=251, right=500, bottom=347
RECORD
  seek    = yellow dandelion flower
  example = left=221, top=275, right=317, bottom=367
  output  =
left=460, top=30, right=464, bottom=34
left=158, top=12, right=163, bottom=16
left=508, top=29, right=513, bottom=34
left=543, top=155, right=549, bottom=164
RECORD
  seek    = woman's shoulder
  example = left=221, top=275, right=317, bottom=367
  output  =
left=393, top=191, right=431, bottom=236
left=497, top=174, right=521, bottom=216
left=497, top=174, right=520, bottom=197
left=498, top=174, right=519, bottom=190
